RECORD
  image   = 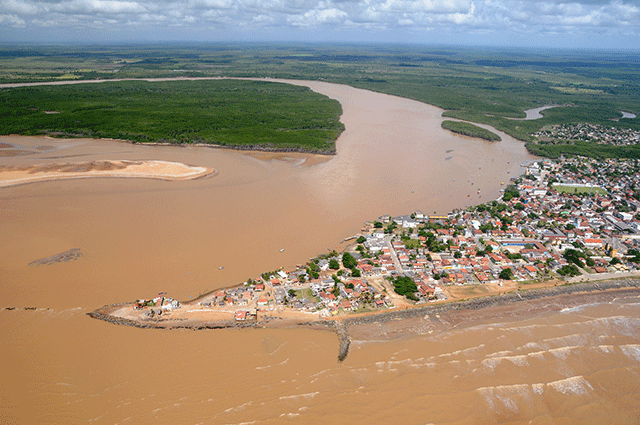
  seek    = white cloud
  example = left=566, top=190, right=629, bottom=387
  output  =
left=0, top=0, right=639, bottom=45
left=0, top=12, right=25, bottom=26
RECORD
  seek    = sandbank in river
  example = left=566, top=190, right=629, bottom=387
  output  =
left=0, top=159, right=216, bottom=188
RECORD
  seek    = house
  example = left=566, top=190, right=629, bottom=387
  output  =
left=584, top=238, right=605, bottom=248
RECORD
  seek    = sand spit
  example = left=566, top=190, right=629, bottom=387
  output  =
left=88, top=278, right=640, bottom=362
left=0, top=160, right=217, bottom=188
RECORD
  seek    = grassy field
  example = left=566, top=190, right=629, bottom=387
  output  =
left=0, top=79, right=344, bottom=152
left=0, top=43, right=638, bottom=157
left=294, top=288, right=319, bottom=302
left=441, top=120, right=501, bottom=141
left=552, top=184, right=607, bottom=195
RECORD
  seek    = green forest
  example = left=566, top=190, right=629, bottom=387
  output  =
left=441, top=120, right=501, bottom=141
left=0, top=79, right=344, bottom=153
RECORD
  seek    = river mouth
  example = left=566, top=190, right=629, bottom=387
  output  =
left=0, top=79, right=551, bottom=425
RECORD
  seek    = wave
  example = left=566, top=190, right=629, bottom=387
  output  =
left=278, top=392, right=319, bottom=402
left=476, top=383, right=532, bottom=412
left=547, top=376, right=593, bottom=395
left=477, top=375, right=593, bottom=411
left=620, top=344, right=640, bottom=362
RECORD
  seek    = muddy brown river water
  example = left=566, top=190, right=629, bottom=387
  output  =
left=1, top=79, right=639, bottom=424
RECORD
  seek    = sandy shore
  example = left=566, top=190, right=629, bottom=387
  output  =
left=0, top=160, right=217, bottom=188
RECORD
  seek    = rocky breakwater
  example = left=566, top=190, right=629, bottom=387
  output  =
left=87, top=303, right=250, bottom=330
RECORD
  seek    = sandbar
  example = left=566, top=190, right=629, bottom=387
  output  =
left=0, top=159, right=217, bottom=188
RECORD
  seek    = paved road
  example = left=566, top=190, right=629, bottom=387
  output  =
left=385, top=236, right=404, bottom=272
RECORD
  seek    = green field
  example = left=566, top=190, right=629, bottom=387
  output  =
left=0, top=43, right=638, bottom=157
left=0, top=79, right=344, bottom=152
left=552, top=184, right=607, bottom=195
left=441, top=120, right=501, bottom=141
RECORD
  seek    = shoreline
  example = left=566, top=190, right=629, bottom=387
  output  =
left=88, top=277, right=640, bottom=361
left=134, top=141, right=336, bottom=156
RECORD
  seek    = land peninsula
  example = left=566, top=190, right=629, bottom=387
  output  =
left=89, top=154, right=640, bottom=360
left=3, top=45, right=639, bottom=358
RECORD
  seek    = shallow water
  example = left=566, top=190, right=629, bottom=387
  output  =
left=4, top=80, right=636, bottom=425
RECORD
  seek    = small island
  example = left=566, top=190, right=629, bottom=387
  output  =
left=441, top=120, right=501, bottom=141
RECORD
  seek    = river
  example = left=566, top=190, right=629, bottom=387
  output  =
left=2, top=79, right=638, bottom=424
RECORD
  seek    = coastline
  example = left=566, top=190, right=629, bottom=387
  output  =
left=136, top=141, right=336, bottom=156
left=88, top=277, right=640, bottom=361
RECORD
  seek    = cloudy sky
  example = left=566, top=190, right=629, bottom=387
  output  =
left=1, top=0, right=639, bottom=48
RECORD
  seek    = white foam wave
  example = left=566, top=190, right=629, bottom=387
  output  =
left=476, top=383, right=531, bottom=412
left=598, top=345, right=615, bottom=354
left=547, top=376, right=593, bottom=395
left=447, top=344, right=487, bottom=358
left=279, top=413, right=300, bottom=418
left=481, top=357, right=501, bottom=371
left=540, top=333, right=587, bottom=349
left=549, top=345, right=580, bottom=360
left=620, top=344, right=640, bottom=362
left=278, top=392, right=318, bottom=402
left=532, top=383, right=544, bottom=395
left=222, top=401, right=252, bottom=414
left=481, top=353, right=530, bottom=370
left=477, top=375, right=592, bottom=410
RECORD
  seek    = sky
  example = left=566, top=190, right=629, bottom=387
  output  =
left=1, top=0, right=639, bottom=49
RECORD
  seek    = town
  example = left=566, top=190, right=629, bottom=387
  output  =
left=131, top=155, right=640, bottom=323
left=533, top=122, right=640, bottom=146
